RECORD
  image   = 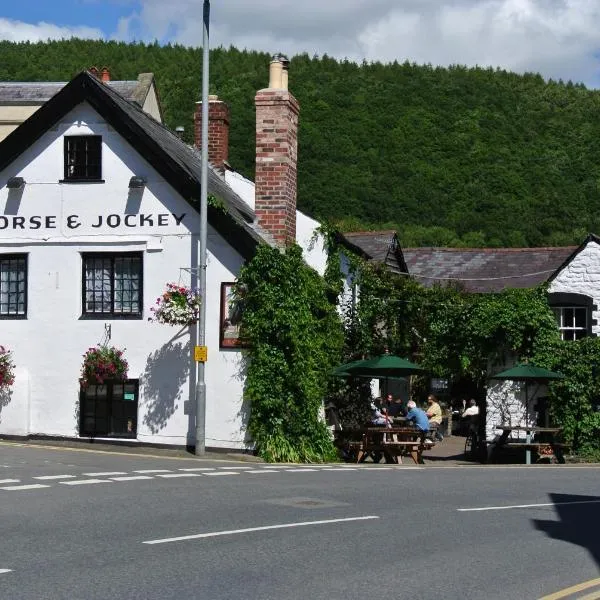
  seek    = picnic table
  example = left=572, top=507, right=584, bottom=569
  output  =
left=353, top=426, right=435, bottom=465
left=490, top=425, right=567, bottom=464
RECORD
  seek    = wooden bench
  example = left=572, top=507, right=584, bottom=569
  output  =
left=504, top=442, right=570, bottom=464
left=357, top=427, right=435, bottom=465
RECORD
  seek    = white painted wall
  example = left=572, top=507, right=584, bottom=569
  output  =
left=142, top=83, right=163, bottom=123
left=485, top=380, right=545, bottom=441
left=549, top=239, right=600, bottom=335
left=224, top=169, right=328, bottom=276
left=0, top=102, right=249, bottom=448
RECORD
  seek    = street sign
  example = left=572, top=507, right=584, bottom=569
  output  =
left=194, top=345, right=208, bottom=362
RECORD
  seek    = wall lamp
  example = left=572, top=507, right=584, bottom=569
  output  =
left=7, top=176, right=25, bottom=189
left=128, top=176, right=147, bottom=189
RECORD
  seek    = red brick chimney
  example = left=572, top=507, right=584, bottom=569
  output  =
left=100, top=67, right=110, bottom=82
left=194, top=95, right=230, bottom=174
left=255, top=54, right=299, bottom=247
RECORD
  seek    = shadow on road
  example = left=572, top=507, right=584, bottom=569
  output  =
left=532, top=493, right=600, bottom=568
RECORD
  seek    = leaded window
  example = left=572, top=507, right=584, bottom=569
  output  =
left=82, top=253, right=142, bottom=318
left=0, top=254, right=27, bottom=318
left=64, top=136, right=102, bottom=181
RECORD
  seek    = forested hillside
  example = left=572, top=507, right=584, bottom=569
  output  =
left=2, top=39, right=600, bottom=247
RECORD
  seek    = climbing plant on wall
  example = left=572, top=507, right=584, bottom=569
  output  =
left=322, top=226, right=600, bottom=455
left=237, top=243, right=344, bottom=463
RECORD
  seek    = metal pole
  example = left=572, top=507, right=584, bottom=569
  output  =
left=195, top=0, right=210, bottom=455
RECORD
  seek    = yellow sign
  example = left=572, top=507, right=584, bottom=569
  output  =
left=194, top=346, right=208, bottom=362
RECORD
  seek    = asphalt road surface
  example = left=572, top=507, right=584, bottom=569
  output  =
left=0, top=442, right=598, bottom=600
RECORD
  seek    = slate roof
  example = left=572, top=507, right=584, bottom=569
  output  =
left=338, top=231, right=407, bottom=274
left=402, top=247, right=577, bottom=293
left=0, top=74, right=154, bottom=108
left=0, top=71, right=265, bottom=258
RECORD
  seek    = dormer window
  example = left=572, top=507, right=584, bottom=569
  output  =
left=63, top=135, right=102, bottom=181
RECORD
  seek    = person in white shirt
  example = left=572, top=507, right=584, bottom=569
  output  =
left=462, top=399, right=479, bottom=418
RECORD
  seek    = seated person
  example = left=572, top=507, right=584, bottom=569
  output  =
left=387, top=395, right=405, bottom=419
left=462, top=398, right=479, bottom=418
left=426, top=394, right=444, bottom=441
left=405, top=400, right=429, bottom=434
left=370, top=400, right=391, bottom=427
left=462, top=399, right=479, bottom=438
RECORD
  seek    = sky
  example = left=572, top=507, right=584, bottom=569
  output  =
left=1, top=0, right=600, bottom=87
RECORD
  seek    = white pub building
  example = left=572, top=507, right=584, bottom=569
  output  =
left=0, top=58, right=326, bottom=450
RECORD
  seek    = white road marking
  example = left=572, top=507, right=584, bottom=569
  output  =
left=0, top=569, right=12, bottom=574
left=111, top=476, right=154, bottom=482
left=0, top=484, right=49, bottom=491
left=60, top=479, right=112, bottom=486
left=177, top=467, right=216, bottom=472
left=142, top=515, right=381, bottom=545
left=156, top=473, right=202, bottom=479
left=245, top=469, right=279, bottom=474
left=83, top=471, right=127, bottom=476
left=134, top=469, right=172, bottom=474
left=284, top=469, right=318, bottom=472
left=218, top=466, right=252, bottom=470
left=202, top=471, right=239, bottom=476
left=34, top=475, right=77, bottom=480
left=0, top=479, right=20, bottom=484
left=261, top=466, right=284, bottom=469
left=458, top=499, right=600, bottom=512
left=326, top=467, right=357, bottom=471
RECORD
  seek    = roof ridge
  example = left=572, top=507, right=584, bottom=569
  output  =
left=403, top=246, right=577, bottom=252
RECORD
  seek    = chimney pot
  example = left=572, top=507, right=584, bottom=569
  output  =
left=89, top=66, right=99, bottom=79
left=100, top=67, right=110, bottom=82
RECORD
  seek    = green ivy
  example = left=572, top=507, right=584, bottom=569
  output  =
left=237, top=244, right=343, bottom=462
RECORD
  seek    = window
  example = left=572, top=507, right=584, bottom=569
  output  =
left=552, top=306, right=588, bottom=340
left=64, top=135, right=102, bottom=181
left=82, top=253, right=142, bottom=318
left=0, top=254, right=27, bottom=318
left=549, top=292, right=595, bottom=341
left=80, top=380, right=138, bottom=438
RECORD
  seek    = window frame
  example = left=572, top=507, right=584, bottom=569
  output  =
left=549, top=292, right=595, bottom=341
left=62, top=135, right=104, bottom=182
left=81, top=252, right=143, bottom=320
left=0, top=253, right=28, bottom=320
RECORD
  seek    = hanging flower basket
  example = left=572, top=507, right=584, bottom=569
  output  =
left=0, top=346, right=15, bottom=389
left=149, top=283, right=202, bottom=326
left=80, top=345, right=128, bottom=389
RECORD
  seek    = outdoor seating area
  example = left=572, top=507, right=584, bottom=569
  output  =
left=336, top=426, right=436, bottom=465
left=329, top=353, right=572, bottom=466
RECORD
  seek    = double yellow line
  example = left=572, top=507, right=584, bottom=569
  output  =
left=540, top=578, right=600, bottom=600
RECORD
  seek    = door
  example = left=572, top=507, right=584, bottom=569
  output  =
left=80, top=380, right=138, bottom=438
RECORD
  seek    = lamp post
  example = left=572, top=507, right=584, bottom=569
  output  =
left=195, top=0, right=210, bottom=455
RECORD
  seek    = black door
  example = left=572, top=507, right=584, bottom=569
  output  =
left=80, top=380, right=138, bottom=438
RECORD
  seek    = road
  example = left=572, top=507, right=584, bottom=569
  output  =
left=0, top=442, right=598, bottom=600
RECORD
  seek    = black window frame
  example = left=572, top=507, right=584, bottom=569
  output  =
left=81, top=252, right=143, bottom=320
left=62, top=135, right=103, bottom=182
left=79, top=379, right=139, bottom=438
left=0, top=253, right=28, bottom=320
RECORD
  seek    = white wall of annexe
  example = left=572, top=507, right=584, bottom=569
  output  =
left=0, top=102, right=252, bottom=449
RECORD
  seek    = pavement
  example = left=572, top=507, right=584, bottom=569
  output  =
left=1, top=433, right=471, bottom=465
left=0, top=441, right=598, bottom=599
